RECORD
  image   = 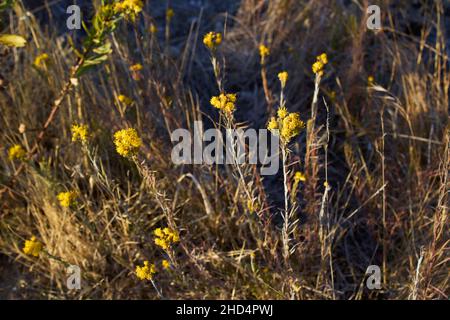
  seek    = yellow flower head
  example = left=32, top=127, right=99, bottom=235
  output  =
left=368, top=75, right=374, bottom=86
left=71, top=124, right=89, bottom=143
left=114, top=0, right=143, bottom=21
left=0, top=34, right=27, bottom=48
left=33, top=53, right=49, bottom=69
left=318, top=53, right=328, bottom=65
left=312, top=52, right=328, bottom=76
left=203, top=31, right=222, bottom=50
left=267, top=117, right=279, bottom=131
left=118, top=94, right=134, bottom=106
left=113, top=128, right=142, bottom=158
left=268, top=108, right=304, bottom=142
left=154, top=227, right=179, bottom=250
left=154, top=238, right=169, bottom=250
left=162, top=259, right=170, bottom=270
left=129, top=63, right=143, bottom=72
left=259, top=44, right=270, bottom=63
left=57, top=191, right=77, bottom=208
left=278, top=71, right=288, bottom=88
left=210, top=93, right=237, bottom=114
left=153, top=227, right=164, bottom=238
left=135, top=261, right=156, bottom=281
left=294, top=171, right=306, bottom=182
left=149, top=23, right=158, bottom=34
left=280, top=112, right=305, bottom=142
left=277, top=106, right=289, bottom=119
left=23, top=236, right=43, bottom=257
left=312, top=61, right=324, bottom=76
left=8, top=144, right=26, bottom=161
left=166, top=8, right=174, bottom=21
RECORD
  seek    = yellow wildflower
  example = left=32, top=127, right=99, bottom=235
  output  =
left=118, top=94, right=134, bottom=106
left=312, top=52, right=328, bottom=76
left=33, top=53, right=49, bottom=69
left=149, top=23, right=158, bottom=34
left=0, top=34, right=26, bottom=47
left=114, top=0, right=143, bottom=21
left=259, top=44, right=270, bottom=63
left=154, top=238, right=169, bottom=250
left=129, top=63, right=143, bottom=72
left=135, top=261, right=156, bottom=281
left=318, top=53, right=328, bottom=65
left=268, top=107, right=304, bottom=142
left=8, top=144, right=26, bottom=161
left=113, top=128, right=142, bottom=157
left=312, top=61, right=324, bottom=76
left=210, top=93, right=237, bottom=114
left=154, top=227, right=179, bottom=250
left=294, top=171, right=306, bottom=182
left=267, top=117, right=279, bottom=131
left=368, top=75, right=374, bottom=86
left=280, top=112, right=305, bottom=142
left=154, top=227, right=164, bottom=238
left=166, top=8, right=174, bottom=21
left=71, top=124, right=89, bottom=143
left=23, top=236, right=43, bottom=257
left=203, top=31, right=222, bottom=50
left=57, top=191, right=77, bottom=208
left=162, top=259, right=171, bottom=270
left=278, top=71, right=288, bottom=88
left=277, top=106, right=288, bottom=119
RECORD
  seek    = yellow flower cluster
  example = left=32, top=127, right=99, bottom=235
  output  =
left=57, top=191, right=77, bottom=208
left=23, top=236, right=43, bottom=257
left=162, top=259, right=171, bottom=270
left=312, top=53, right=328, bottom=76
left=71, top=124, right=89, bottom=143
left=294, top=171, right=306, bottom=182
left=278, top=71, right=288, bottom=88
left=149, top=23, right=158, bottom=34
left=114, top=0, right=143, bottom=21
left=203, top=31, right=222, bottom=50
left=135, top=261, right=156, bottom=281
left=277, top=106, right=289, bottom=119
left=210, top=93, right=237, bottom=114
left=8, top=144, right=26, bottom=161
left=113, top=128, right=142, bottom=157
left=259, top=44, right=270, bottom=64
left=33, top=53, right=49, bottom=69
left=118, top=94, right=134, bottom=105
left=0, top=34, right=27, bottom=48
left=166, top=8, right=174, bottom=21
left=129, top=63, right=143, bottom=72
left=154, top=227, right=180, bottom=250
left=267, top=107, right=305, bottom=143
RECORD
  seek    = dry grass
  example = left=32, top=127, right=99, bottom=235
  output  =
left=0, top=0, right=448, bottom=299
